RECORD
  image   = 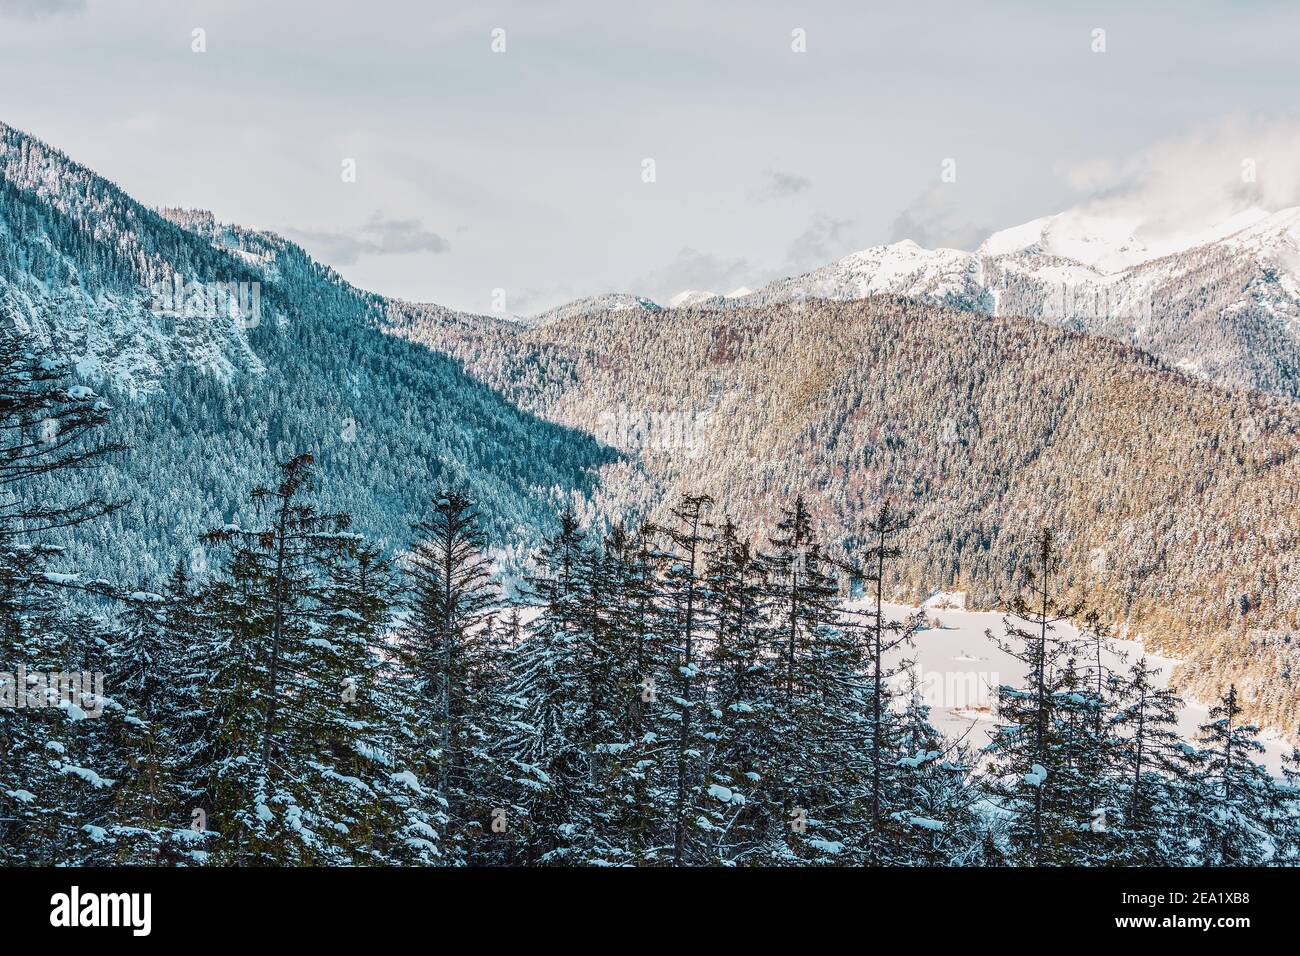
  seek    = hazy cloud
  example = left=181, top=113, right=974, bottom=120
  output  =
left=1052, top=115, right=1300, bottom=238
left=0, top=0, right=85, bottom=19
left=890, top=184, right=988, bottom=251
left=785, top=214, right=855, bottom=272
left=628, top=247, right=750, bottom=302
left=750, top=168, right=812, bottom=201
left=286, top=213, right=450, bottom=266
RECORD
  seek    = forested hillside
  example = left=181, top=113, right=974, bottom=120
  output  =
left=389, top=297, right=1300, bottom=735
left=663, top=209, right=1300, bottom=401
left=2, top=341, right=1295, bottom=865
left=1, top=117, right=1299, bottom=869
left=0, top=122, right=617, bottom=581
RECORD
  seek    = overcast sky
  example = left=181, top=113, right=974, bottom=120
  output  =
left=3, top=0, right=1300, bottom=313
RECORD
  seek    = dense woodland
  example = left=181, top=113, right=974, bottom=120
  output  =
left=2, top=326, right=1297, bottom=867
left=392, top=297, right=1300, bottom=735
left=0, top=125, right=616, bottom=590
left=3, top=120, right=1300, bottom=866
left=4, top=120, right=1298, bottom=743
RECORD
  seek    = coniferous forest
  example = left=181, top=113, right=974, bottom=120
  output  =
left=3, top=322, right=1296, bottom=868
left=3, top=2, right=1300, bottom=909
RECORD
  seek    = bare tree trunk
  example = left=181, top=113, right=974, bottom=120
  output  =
left=262, top=500, right=289, bottom=768
left=673, top=508, right=702, bottom=867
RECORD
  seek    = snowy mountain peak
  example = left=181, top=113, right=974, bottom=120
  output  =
left=527, top=292, right=662, bottom=326
left=680, top=202, right=1300, bottom=398
left=980, top=206, right=1275, bottom=273
left=668, top=289, right=719, bottom=308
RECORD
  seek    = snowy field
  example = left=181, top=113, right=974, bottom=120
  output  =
left=855, top=597, right=1291, bottom=774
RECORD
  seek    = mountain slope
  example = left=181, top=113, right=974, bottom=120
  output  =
left=458, top=202, right=1300, bottom=401
left=624, top=210, right=1300, bottom=400
left=392, top=297, right=1300, bottom=735
left=0, top=121, right=616, bottom=582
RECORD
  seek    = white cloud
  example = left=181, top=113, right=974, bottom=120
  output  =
left=285, top=213, right=450, bottom=266
left=1053, top=115, right=1300, bottom=238
left=890, top=184, right=988, bottom=251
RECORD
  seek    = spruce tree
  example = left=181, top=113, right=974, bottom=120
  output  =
left=759, top=496, right=870, bottom=863
left=697, top=518, right=778, bottom=863
left=395, top=491, right=505, bottom=864
left=982, top=528, right=1090, bottom=865
left=501, top=508, right=588, bottom=863
left=655, top=493, right=713, bottom=867
left=1190, top=685, right=1273, bottom=865
left=0, top=326, right=123, bottom=865
left=196, top=454, right=379, bottom=864
left=1110, top=655, right=1192, bottom=864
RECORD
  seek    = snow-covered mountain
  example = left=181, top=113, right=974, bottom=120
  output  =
left=0, top=120, right=614, bottom=583
left=0, top=126, right=268, bottom=396
left=983, top=208, right=1300, bottom=394
left=976, top=207, right=1276, bottom=272
left=667, top=289, right=718, bottom=308
left=527, top=292, right=661, bottom=326
left=715, top=208, right=1300, bottom=399
left=527, top=205, right=1300, bottom=398
left=741, top=240, right=990, bottom=313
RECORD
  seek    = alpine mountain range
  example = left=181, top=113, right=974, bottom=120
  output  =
left=2, top=120, right=1297, bottom=734
left=2, top=117, right=1299, bottom=868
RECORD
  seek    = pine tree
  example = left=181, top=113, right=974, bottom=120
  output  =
left=982, top=528, right=1091, bottom=865
left=196, top=453, right=373, bottom=864
left=862, top=504, right=912, bottom=837
left=501, top=508, right=588, bottom=864
left=697, top=518, right=779, bottom=863
left=302, top=541, right=425, bottom=865
left=100, top=585, right=194, bottom=864
left=605, top=522, right=671, bottom=863
left=851, top=502, right=927, bottom=861
left=394, top=491, right=505, bottom=864
left=1190, top=685, right=1273, bottom=865
left=654, top=493, right=713, bottom=866
left=759, top=496, right=870, bottom=863
left=0, top=326, right=123, bottom=865
left=1110, top=655, right=1192, bottom=865
left=889, top=668, right=986, bottom=864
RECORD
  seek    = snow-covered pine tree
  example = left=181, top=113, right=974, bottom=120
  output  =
left=697, top=517, right=779, bottom=863
left=601, top=521, right=673, bottom=863
left=653, top=493, right=713, bottom=866
left=759, top=496, right=870, bottom=864
left=982, top=528, right=1090, bottom=865
left=501, top=507, right=588, bottom=864
left=559, top=522, right=670, bottom=865
left=195, top=453, right=372, bottom=864
left=889, top=667, right=986, bottom=864
left=394, top=491, right=506, bottom=864
left=0, top=325, right=123, bottom=865
left=850, top=502, right=931, bottom=862
left=1189, top=684, right=1274, bottom=865
left=99, top=581, right=198, bottom=864
left=860, top=504, right=913, bottom=840
left=304, top=541, right=431, bottom=865
left=1044, top=653, right=1120, bottom=864
left=1110, top=655, right=1193, bottom=865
